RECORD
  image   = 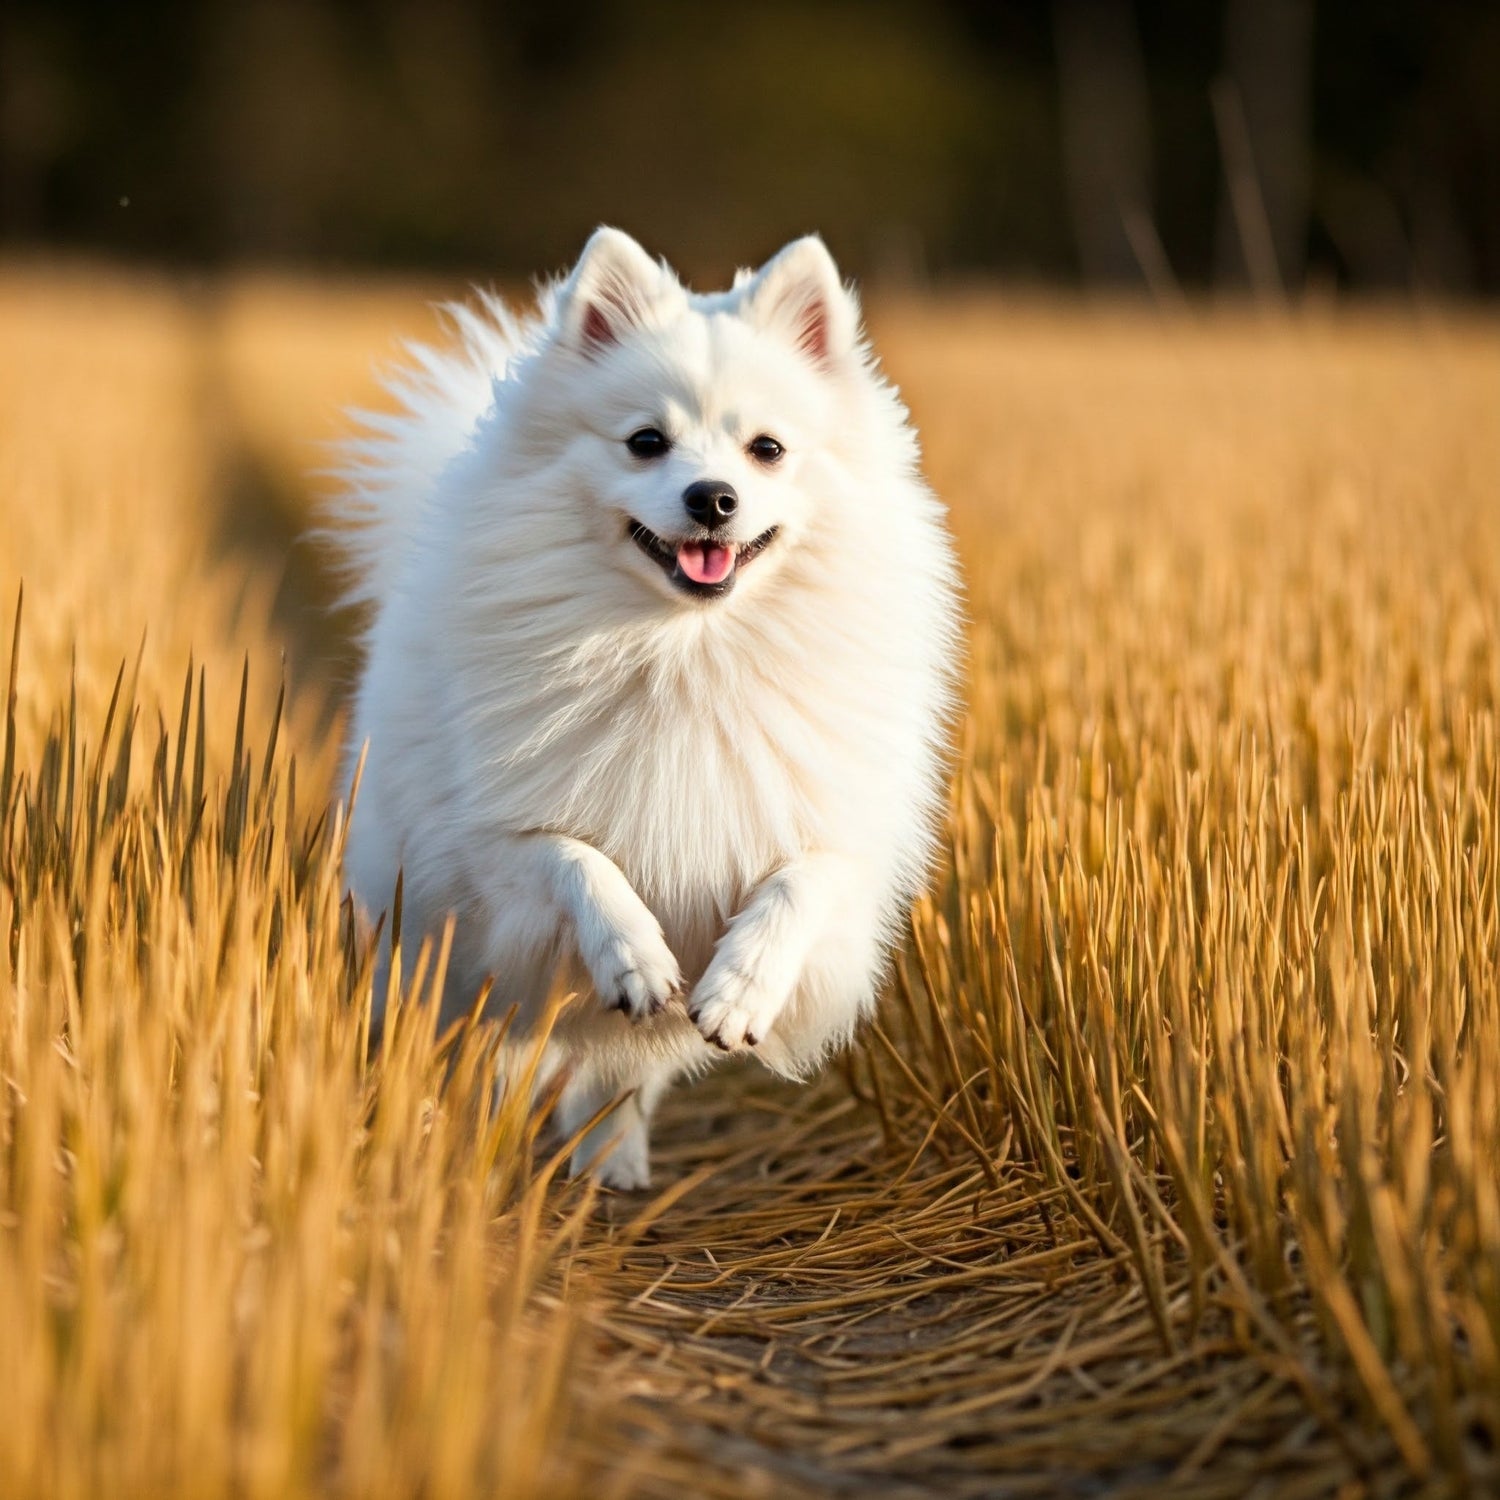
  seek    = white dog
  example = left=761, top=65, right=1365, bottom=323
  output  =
left=334, top=228, right=959, bottom=1188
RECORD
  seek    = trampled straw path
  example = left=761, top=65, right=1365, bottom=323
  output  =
left=564, top=1070, right=1355, bottom=1498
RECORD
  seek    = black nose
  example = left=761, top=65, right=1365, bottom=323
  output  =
left=682, top=479, right=739, bottom=529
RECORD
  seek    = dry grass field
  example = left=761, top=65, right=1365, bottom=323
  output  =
left=1, top=264, right=1498, bottom=1498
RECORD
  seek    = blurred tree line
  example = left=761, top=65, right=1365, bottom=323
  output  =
left=1, top=0, right=1495, bottom=292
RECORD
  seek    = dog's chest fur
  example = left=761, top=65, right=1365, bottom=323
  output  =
left=461, top=622, right=831, bottom=964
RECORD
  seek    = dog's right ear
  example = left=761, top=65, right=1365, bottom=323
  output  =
left=558, top=228, right=672, bottom=355
left=740, top=236, right=859, bottom=369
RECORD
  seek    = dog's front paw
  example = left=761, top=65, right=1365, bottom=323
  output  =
left=688, top=963, right=786, bottom=1053
left=585, top=912, right=683, bottom=1023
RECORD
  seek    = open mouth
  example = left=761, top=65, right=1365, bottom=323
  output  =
left=627, top=521, right=780, bottom=598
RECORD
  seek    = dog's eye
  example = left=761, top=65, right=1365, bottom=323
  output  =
left=626, top=427, right=671, bottom=460
left=748, top=435, right=785, bottom=464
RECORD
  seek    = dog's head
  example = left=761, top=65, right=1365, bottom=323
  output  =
left=522, top=228, right=874, bottom=606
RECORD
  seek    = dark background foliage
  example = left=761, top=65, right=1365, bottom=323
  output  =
left=1, top=0, right=1495, bottom=291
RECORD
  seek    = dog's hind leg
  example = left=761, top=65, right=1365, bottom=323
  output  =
left=556, top=1062, right=676, bottom=1192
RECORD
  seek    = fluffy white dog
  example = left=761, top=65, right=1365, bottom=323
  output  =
left=334, top=228, right=959, bottom=1188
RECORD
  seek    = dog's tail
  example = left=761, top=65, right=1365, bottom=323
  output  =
left=322, top=292, right=532, bottom=615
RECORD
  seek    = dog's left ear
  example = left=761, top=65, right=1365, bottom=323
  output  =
left=741, top=236, right=859, bottom=368
left=558, top=227, right=676, bottom=356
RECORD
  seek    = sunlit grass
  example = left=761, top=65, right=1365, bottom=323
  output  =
left=2, top=266, right=1497, bottom=1495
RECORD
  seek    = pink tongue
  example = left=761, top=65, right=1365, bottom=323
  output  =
left=677, top=541, right=735, bottom=585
